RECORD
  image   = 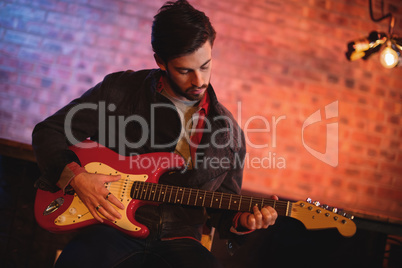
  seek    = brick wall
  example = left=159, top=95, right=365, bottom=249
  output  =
left=0, top=0, right=401, bottom=221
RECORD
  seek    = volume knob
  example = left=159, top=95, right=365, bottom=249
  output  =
left=57, top=215, right=66, bottom=223
left=69, top=207, right=77, bottom=215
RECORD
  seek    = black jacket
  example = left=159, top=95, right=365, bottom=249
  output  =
left=32, top=69, right=246, bottom=241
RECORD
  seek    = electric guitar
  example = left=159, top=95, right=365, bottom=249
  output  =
left=34, top=141, right=356, bottom=238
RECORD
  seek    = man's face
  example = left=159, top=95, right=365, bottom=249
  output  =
left=157, top=41, right=212, bottom=101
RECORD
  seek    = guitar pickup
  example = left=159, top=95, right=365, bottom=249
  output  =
left=43, top=197, right=64, bottom=216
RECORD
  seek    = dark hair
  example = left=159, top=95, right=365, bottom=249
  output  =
left=151, top=0, right=216, bottom=62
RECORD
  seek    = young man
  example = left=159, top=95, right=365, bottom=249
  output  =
left=32, top=1, right=278, bottom=267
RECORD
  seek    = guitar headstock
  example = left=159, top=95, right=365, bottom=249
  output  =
left=289, top=200, right=356, bottom=237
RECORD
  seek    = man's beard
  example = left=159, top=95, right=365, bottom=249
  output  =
left=165, top=72, right=209, bottom=101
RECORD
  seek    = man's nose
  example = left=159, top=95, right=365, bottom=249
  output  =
left=192, top=70, right=204, bottom=88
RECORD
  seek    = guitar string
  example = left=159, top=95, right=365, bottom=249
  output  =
left=132, top=182, right=289, bottom=213
left=128, top=181, right=343, bottom=219
left=100, top=175, right=292, bottom=213
left=107, top=180, right=289, bottom=208
left=106, top=181, right=348, bottom=219
left=108, top=185, right=288, bottom=208
left=94, top=173, right=352, bottom=230
left=96, top=171, right=315, bottom=212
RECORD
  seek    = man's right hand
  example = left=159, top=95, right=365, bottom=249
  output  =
left=69, top=172, right=125, bottom=223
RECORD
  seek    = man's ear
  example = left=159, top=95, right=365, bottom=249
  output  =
left=154, top=54, right=167, bottom=71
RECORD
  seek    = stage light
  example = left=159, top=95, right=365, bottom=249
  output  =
left=345, top=0, right=401, bottom=69
left=346, top=34, right=401, bottom=69
left=380, top=43, right=399, bottom=68
left=345, top=31, right=386, bottom=61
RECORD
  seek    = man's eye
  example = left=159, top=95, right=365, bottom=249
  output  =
left=201, top=64, right=210, bottom=71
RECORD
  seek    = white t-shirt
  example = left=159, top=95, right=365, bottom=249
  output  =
left=161, top=89, right=201, bottom=169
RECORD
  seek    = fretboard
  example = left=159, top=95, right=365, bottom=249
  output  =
left=131, top=181, right=291, bottom=216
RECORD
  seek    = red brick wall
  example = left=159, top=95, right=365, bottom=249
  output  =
left=1, top=0, right=401, bottom=221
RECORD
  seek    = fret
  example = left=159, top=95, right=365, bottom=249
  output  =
left=142, top=182, right=148, bottom=201
left=162, top=184, right=167, bottom=202
left=195, top=189, right=199, bottom=206
left=202, top=191, right=206, bottom=207
left=151, top=183, right=156, bottom=201
left=146, top=183, right=151, bottom=201
left=273, top=200, right=276, bottom=209
left=174, top=186, right=179, bottom=204
left=157, top=183, right=162, bottom=202
left=165, top=185, right=169, bottom=202
left=211, top=193, right=220, bottom=209
left=220, top=192, right=228, bottom=209
left=180, top=188, right=185, bottom=204
left=187, top=188, right=196, bottom=206
left=139, top=182, right=146, bottom=200
left=232, top=195, right=240, bottom=210
left=258, top=198, right=264, bottom=210
left=228, top=194, right=233, bottom=210
left=187, top=188, right=192, bottom=205
left=176, top=188, right=184, bottom=204
left=264, top=198, right=269, bottom=208
left=152, top=184, right=158, bottom=201
left=136, top=182, right=141, bottom=199
left=168, top=185, right=173, bottom=203
left=144, top=183, right=152, bottom=200
left=131, top=182, right=138, bottom=199
left=149, top=183, right=155, bottom=201
left=179, top=187, right=187, bottom=204
left=238, top=195, right=242, bottom=210
left=249, top=197, right=253, bottom=211
left=210, top=192, right=214, bottom=207
left=147, top=183, right=154, bottom=201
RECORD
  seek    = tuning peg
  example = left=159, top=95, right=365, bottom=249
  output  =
left=313, top=200, right=320, bottom=206
left=341, top=212, right=348, bottom=217
left=321, top=204, right=329, bottom=210
left=343, top=213, right=354, bottom=219
left=336, top=209, right=347, bottom=217
left=332, top=207, right=338, bottom=213
left=306, top=198, right=312, bottom=203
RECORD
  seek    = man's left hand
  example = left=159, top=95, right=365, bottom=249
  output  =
left=239, top=195, right=279, bottom=230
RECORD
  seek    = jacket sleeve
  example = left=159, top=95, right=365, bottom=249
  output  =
left=206, top=126, right=250, bottom=240
left=32, top=73, right=117, bottom=192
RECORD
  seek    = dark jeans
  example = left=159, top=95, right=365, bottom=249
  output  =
left=55, top=225, right=221, bottom=268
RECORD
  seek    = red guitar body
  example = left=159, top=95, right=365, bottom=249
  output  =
left=34, top=140, right=185, bottom=238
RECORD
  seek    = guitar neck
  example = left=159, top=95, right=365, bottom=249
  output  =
left=131, top=181, right=291, bottom=216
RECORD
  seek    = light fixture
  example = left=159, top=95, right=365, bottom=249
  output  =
left=379, top=41, right=400, bottom=68
left=345, top=0, right=402, bottom=69
left=346, top=31, right=387, bottom=61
